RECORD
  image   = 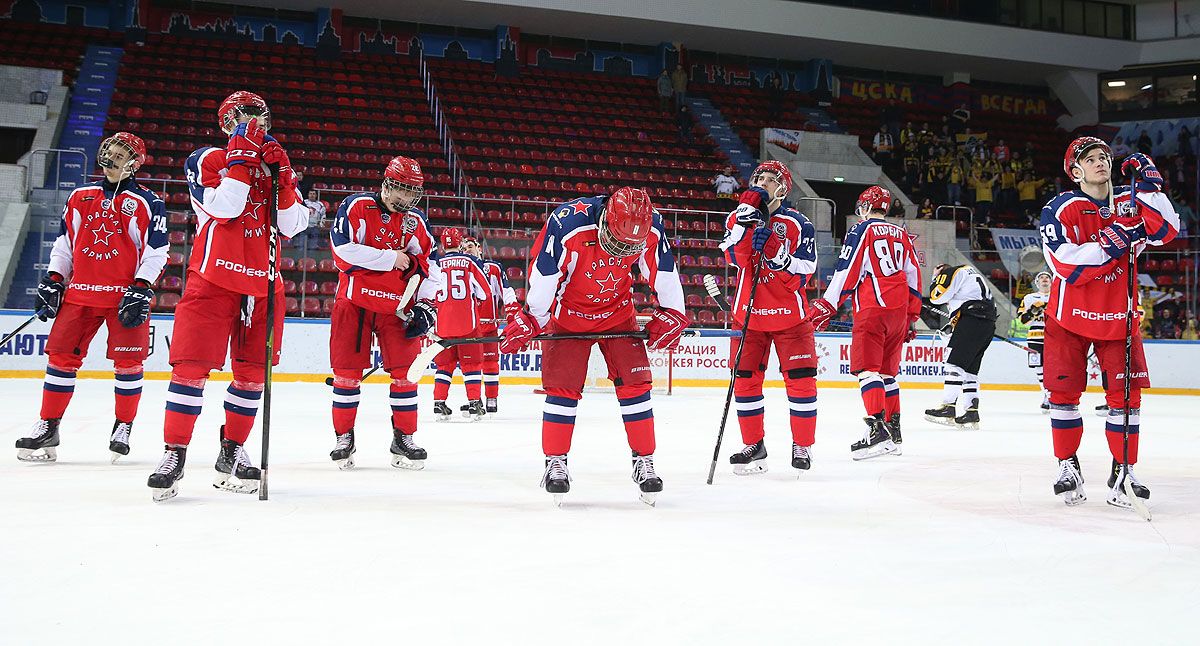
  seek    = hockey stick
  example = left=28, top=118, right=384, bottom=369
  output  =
left=1119, top=174, right=1151, bottom=521
left=921, top=302, right=1037, bottom=354
left=259, top=163, right=280, bottom=502
left=323, top=274, right=421, bottom=386
left=706, top=254, right=764, bottom=485
left=0, top=314, right=39, bottom=349
left=704, top=272, right=852, bottom=331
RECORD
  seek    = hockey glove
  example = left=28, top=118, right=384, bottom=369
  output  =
left=1121, top=153, right=1163, bottom=193
left=34, top=273, right=65, bottom=321
left=645, top=308, right=690, bottom=352
left=118, top=282, right=154, bottom=328
left=905, top=321, right=918, bottom=342
left=404, top=300, right=436, bottom=339
left=734, top=187, right=772, bottom=226
left=805, top=297, right=837, bottom=332
left=758, top=229, right=791, bottom=272
left=1098, top=221, right=1145, bottom=259
left=503, top=301, right=522, bottom=324
left=226, top=119, right=265, bottom=168
left=500, top=309, right=541, bottom=353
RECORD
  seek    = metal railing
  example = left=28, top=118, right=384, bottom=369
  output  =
left=25, top=148, right=88, bottom=197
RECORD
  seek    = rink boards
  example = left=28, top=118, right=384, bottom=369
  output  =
left=1, top=309, right=1197, bottom=394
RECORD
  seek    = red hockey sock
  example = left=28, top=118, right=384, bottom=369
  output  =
left=331, top=386, right=360, bottom=435
left=1104, top=408, right=1141, bottom=464
left=541, top=394, right=578, bottom=455
left=390, top=380, right=419, bottom=433
left=433, top=368, right=451, bottom=401
left=617, top=388, right=655, bottom=455
left=882, top=376, right=900, bottom=418
left=39, top=365, right=76, bottom=420
left=163, top=375, right=207, bottom=446
left=463, top=369, right=482, bottom=401
left=1048, top=399, right=1084, bottom=460
left=113, top=368, right=144, bottom=423
left=858, top=373, right=886, bottom=417
left=786, top=377, right=817, bottom=447
left=222, top=380, right=262, bottom=444
left=484, top=370, right=500, bottom=399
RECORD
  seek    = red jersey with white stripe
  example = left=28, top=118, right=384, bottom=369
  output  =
left=1040, top=187, right=1178, bottom=340
left=184, top=146, right=308, bottom=296
left=526, top=196, right=685, bottom=333
left=48, top=179, right=169, bottom=308
left=434, top=252, right=490, bottom=338
left=477, top=260, right=516, bottom=335
left=821, top=218, right=922, bottom=318
left=330, top=192, right=441, bottom=315
left=719, top=202, right=818, bottom=332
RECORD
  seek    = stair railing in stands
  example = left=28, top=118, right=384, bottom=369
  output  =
left=417, top=51, right=478, bottom=233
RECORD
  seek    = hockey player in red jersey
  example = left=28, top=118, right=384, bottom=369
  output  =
left=717, top=161, right=821, bottom=475
left=146, top=91, right=309, bottom=501
left=1040, top=137, right=1179, bottom=509
left=463, top=235, right=518, bottom=413
left=431, top=227, right=491, bottom=421
left=326, top=156, right=442, bottom=470
left=806, top=186, right=922, bottom=460
left=500, top=187, right=688, bottom=505
left=17, top=132, right=167, bottom=464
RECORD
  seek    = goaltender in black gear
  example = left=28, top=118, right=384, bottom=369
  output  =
left=924, top=264, right=998, bottom=430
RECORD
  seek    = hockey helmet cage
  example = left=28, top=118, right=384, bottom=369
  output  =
left=599, top=187, right=655, bottom=257
left=97, top=131, right=146, bottom=179
left=218, top=91, right=271, bottom=135
left=382, top=156, right=424, bottom=212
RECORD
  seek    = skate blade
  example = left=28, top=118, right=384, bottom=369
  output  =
left=552, top=493, right=566, bottom=507
left=1106, top=485, right=1150, bottom=519
left=1059, top=488, right=1087, bottom=506
left=639, top=492, right=658, bottom=507
left=16, top=447, right=57, bottom=462
left=732, top=460, right=768, bottom=476
left=151, top=484, right=179, bottom=503
left=110, top=450, right=130, bottom=465
left=390, top=455, right=425, bottom=471
left=213, top=474, right=260, bottom=494
left=435, top=415, right=451, bottom=422
left=891, top=444, right=903, bottom=456
left=924, top=415, right=957, bottom=427
left=851, top=442, right=898, bottom=461
left=335, top=456, right=356, bottom=470
left=956, top=422, right=980, bottom=430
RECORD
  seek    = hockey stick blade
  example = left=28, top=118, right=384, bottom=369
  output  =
left=1124, top=477, right=1152, bottom=521
left=393, top=274, right=422, bottom=322
left=702, top=274, right=729, bottom=312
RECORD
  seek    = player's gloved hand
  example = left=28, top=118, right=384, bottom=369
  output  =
left=225, top=119, right=265, bottom=168
left=805, top=297, right=837, bottom=331
left=118, top=282, right=154, bottom=328
left=500, top=309, right=541, bottom=353
left=750, top=224, right=772, bottom=251
left=34, top=273, right=65, bottom=321
left=645, top=308, right=690, bottom=352
left=758, top=230, right=791, bottom=271
left=404, top=300, right=436, bottom=339
left=905, top=321, right=918, bottom=342
left=262, top=141, right=297, bottom=188
left=1098, top=221, right=1146, bottom=259
left=503, top=301, right=522, bottom=324
left=734, top=187, right=771, bottom=226
left=1121, top=153, right=1163, bottom=192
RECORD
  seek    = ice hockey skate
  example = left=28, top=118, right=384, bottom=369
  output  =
left=729, top=439, right=768, bottom=475
left=16, top=418, right=60, bottom=463
left=631, top=452, right=662, bottom=506
left=540, top=454, right=570, bottom=506
left=462, top=399, right=485, bottom=421
left=1105, top=459, right=1150, bottom=510
left=1094, top=403, right=1109, bottom=417
left=888, top=413, right=903, bottom=455
left=147, top=445, right=187, bottom=502
left=924, top=404, right=956, bottom=427
left=390, top=429, right=427, bottom=470
left=1052, top=455, right=1086, bottom=506
left=1040, top=393, right=1050, bottom=414
left=213, top=428, right=261, bottom=494
left=851, top=414, right=898, bottom=460
left=330, top=429, right=356, bottom=470
left=485, top=398, right=498, bottom=414
left=109, top=420, right=132, bottom=464
left=954, top=406, right=980, bottom=430
left=791, top=443, right=812, bottom=471
left=433, top=401, right=452, bottom=421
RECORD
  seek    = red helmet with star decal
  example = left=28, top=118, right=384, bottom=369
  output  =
left=381, top=156, right=424, bottom=212
left=751, top=160, right=792, bottom=201
left=855, top=185, right=892, bottom=218
left=218, top=91, right=271, bottom=135
left=1062, top=136, right=1111, bottom=182
left=440, top=227, right=463, bottom=252
left=600, top=187, right=655, bottom=257
left=97, top=131, right=146, bottom=179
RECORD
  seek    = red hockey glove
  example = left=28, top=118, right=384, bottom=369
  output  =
left=1098, top=221, right=1145, bottom=259
left=645, top=308, right=690, bottom=352
left=734, top=187, right=771, bottom=226
left=503, top=301, right=522, bottom=324
left=500, top=309, right=541, bottom=353
left=1121, top=153, right=1163, bottom=193
left=226, top=119, right=265, bottom=168
left=805, top=297, right=837, bottom=331
left=905, top=321, right=918, bottom=342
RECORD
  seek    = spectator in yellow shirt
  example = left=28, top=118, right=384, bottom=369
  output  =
left=969, top=170, right=996, bottom=223
left=1018, top=172, right=1047, bottom=220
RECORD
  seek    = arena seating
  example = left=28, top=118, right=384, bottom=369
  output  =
left=0, top=22, right=119, bottom=86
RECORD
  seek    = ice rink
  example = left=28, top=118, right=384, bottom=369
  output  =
left=2, top=377, right=1197, bottom=644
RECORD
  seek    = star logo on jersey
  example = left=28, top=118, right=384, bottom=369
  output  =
left=595, top=271, right=620, bottom=295
left=568, top=201, right=590, bottom=216
left=90, top=221, right=116, bottom=246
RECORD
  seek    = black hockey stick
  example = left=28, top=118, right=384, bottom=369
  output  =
left=259, top=163, right=280, bottom=502
left=703, top=272, right=851, bottom=331
left=1119, top=174, right=1151, bottom=521
left=706, top=255, right=764, bottom=485
left=0, top=314, right=40, bottom=349
left=323, top=274, right=421, bottom=386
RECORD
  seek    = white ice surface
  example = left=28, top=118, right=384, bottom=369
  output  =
left=1, top=379, right=1197, bottom=645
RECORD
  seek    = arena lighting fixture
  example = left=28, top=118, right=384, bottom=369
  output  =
left=1140, top=84, right=1153, bottom=90
left=833, top=176, right=845, bottom=182
left=1106, top=80, right=1126, bottom=87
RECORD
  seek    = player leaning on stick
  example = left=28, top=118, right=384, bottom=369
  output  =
left=326, top=156, right=442, bottom=470
left=1040, top=137, right=1178, bottom=509
left=806, top=186, right=922, bottom=460
left=500, top=187, right=689, bottom=506
left=717, top=161, right=820, bottom=475
left=146, top=91, right=308, bottom=501
left=16, top=132, right=167, bottom=463
left=1017, top=271, right=1052, bottom=412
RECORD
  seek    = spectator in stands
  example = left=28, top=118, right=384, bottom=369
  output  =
left=992, top=138, right=1010, bottom=163
left=919, top=122, right=935, bottom=153
left=996, top=161, right=1018, bottom=214
left=767, top=75, right=785, bottom=122
left=295, top=169, right=310, bottom=197
left=656, top=70, right=673, bottom=111
left=900, top=122, right=917, bottom=147
left=950, top=102, right=970, bottom=135
left=676, top=104, right=693, bottom=142
left=881, top=99, right=903, bottom=140
left=1137, top=129, right=1153, bottom=155
left=671, top=64, right=688, bottom=108
left=1171, top=189, right=1196, bottom=241
left=917, top=197, right=935, bottom=219
left=938, top=123, right=954, bottom=149
left=872, top=124, right=894, bottom=167
left=1112, top=135, right=1133, bottom=160
left=712, top=166, right=739, bottom=199
left=946, top=155, right=965, bottom=206
left=1018, top=171, right=1047, bottom=222
left=969, top=169, right=996, bottom=224
left=1183, top=316, right=1198, bottom=341
left=303, top=189, right=326, bottom=251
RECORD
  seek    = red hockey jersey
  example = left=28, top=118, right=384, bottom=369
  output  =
left=477, top=259, right=516, bottom=335
left=526, top=196, right=685, bottom=333
left=330, top=192, right=441, bottom=315
left=185, top=146, right=308, bottom=296
left=719, top=202, right=818, bottom=332
left=1040, top=187, right=1179, bottom=340
left=48, top=179, right=169, bottom=308
left=434, top=252, right=489, bottom=338
left=821, top=218, right=922, bottom=318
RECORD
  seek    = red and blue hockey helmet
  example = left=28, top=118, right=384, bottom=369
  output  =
left=855, top=185, right=893, bottom=217
left=382, top=156, right=424, bottom=212
left=600, top=187, right=655, bottom=257
left=97, top=131, right=146, bottom=179
left=1063, top=136, right=1111, bottom=181
left=218, top=90, right=271, bottom=135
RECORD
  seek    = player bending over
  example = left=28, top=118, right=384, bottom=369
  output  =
left=463, top=235, right=518, bottom=414
left=431, top=228, right=490, bottom=421
left=923, top=263, right=997, bottom=430
left=501, top=187, right=688, bottom=505
left=17, top=132, right=167, bottom=463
